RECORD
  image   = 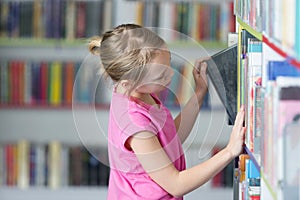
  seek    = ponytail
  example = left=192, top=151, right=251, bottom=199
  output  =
left=88, top=36, right=102, bottom=56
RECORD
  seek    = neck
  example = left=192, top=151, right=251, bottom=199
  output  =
left=115, top=83, right=159, bottom=107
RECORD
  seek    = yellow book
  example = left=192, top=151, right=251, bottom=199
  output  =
left=17, top=140, right=30, bottom=189
left=135, top=2, right=144, bottom=25
left=33, top=0, right=43, bottom=38
left=49, top=62, right=62, bottom=106
left=0, top=2, right=9, bottom=37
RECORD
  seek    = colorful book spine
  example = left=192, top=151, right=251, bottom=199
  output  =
left=17, top=140, right=30, bottom=189
left=246, top=38, right=262, bottom=152
left=49, top=62, right=62, bottom=106
left=47, top=141, right=61, bottom=189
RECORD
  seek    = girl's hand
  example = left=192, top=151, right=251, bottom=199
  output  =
left=225, top=106, right=246, bottom=158
left=193, top=57, right=210, bottom=95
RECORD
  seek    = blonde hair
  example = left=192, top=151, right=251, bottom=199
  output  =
left=88, top=24, right=166, bottom=94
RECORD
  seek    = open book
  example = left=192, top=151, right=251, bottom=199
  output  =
left=207, top=44, right=238, bottom=125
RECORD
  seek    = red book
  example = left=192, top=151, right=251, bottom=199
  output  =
left=9, top=61, right=18, bottom=105
left=76, top=2, right=86, bottom=38
left=19, top=61, right=25, bottom=105
left=5, top=144, right=17, bottom=186
left=40, top=62, right=49, bottom=105
left=64, top=62, right=74, bottom=105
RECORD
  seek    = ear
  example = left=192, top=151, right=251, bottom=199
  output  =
left=120, top=80, right=132, bottom=89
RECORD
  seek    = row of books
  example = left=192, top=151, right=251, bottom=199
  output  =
left=0, top=0, right=112, bottom=40
left=262, top=62, right=300, bottom=200
left=0, top=0, right=235, bottom=43
left=239, top=30, right=263, bottom=154
left=0, top=60, right=111, bottom=107
left=239, top=29, right=300, bottom=200
left=0, top=59, right=211, bottom=109
left=0, top=141, right=110, bottom=188
left=234, top=0, right=300, bottom=62
left=234, top=0, right=262, bottom=32
left=136, top=1, right=236, bottom=43
left=238, top=154, right=261, bottom=200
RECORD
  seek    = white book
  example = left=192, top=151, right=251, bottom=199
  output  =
left=48, top=141, right=62, bottom=189
left=158, top=1, right=175, bottom=42
left=17, top=140, right=30, bottom=189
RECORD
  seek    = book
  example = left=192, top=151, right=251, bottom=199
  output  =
left=47, top=141, right=62, bottom=189
left=246, top=38, right=262, bottom=152
left=207, top=44, right=238, bottom=125
left=268, top=61, right=300, bottom=81
left=17, top=140, right=30, bottom=189
left=0, top=145, right=4, bottom=186
left=49, top=62, right=62, bottom=106
left=282, top=116, right=300, bottom=200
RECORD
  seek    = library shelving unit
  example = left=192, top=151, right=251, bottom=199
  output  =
left=233, top=0, right=300, bottom=200
left=0, top=0, right=238, bottom=199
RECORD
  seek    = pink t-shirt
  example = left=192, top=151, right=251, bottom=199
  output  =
left=107, top=91, right=186, bottom=200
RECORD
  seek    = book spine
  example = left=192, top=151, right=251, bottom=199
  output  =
left=33, top=0, right=43, bottom=38
left=17, top=140, right=30, bottom=189
left=0, top=2, right=9, bottom=37
left=0, top=145, right=4, bottom=186
left=76, top=2, right=86, bottom=38
left=0, top=61, right=8, bottom=104
left=48, top=141, right=61, bottom=189
left=49, top=62, right=62, bottom=106
left=65, top=0, right=76, bottom=40
left=64, top=62, right=74, bottom=105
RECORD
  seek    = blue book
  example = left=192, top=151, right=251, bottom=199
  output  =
left=7, top=1, right=20, bottom=37
left=268, top=61, right=300, bottom=81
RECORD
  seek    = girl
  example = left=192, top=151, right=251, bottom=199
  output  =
left=89, top=24, right=245, bottom=199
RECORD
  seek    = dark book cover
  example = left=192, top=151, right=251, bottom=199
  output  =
left=207, top=44, right=238, bottom=125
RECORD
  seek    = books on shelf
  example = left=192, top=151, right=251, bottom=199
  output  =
left=0, top=0, right=111, bottom=40
left=0, top=141, right=110, bottom=188
left=0, top=59, right=211, bottom=109
left=0, top=60, right=111, bottom=107
left=235, top=2, right=300, bottom=197
left=0, top=1, right=235, bottom=44
left=245, top=38, right=262, bottom=153
left=238, top=154, right=261, bottom=200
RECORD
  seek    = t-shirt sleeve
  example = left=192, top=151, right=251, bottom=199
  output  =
left=120, top=110, right=158, bottom=150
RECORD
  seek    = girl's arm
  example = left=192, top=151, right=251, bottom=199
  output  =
left=174, top=58, right=209, bottom=143
left=128, top=106, right=245, bottom=197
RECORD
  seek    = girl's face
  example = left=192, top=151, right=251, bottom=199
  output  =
left=135, top=50, right=174, bottom=94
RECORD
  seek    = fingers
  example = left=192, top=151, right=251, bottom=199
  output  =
left=235, top=105, right=245, bottom=129
left=194, top=57, right=210, bottom=73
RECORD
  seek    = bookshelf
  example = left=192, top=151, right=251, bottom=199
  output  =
left=0, top=0, right=239, bottom=199
left=233, top=0, right=300, bottom=200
